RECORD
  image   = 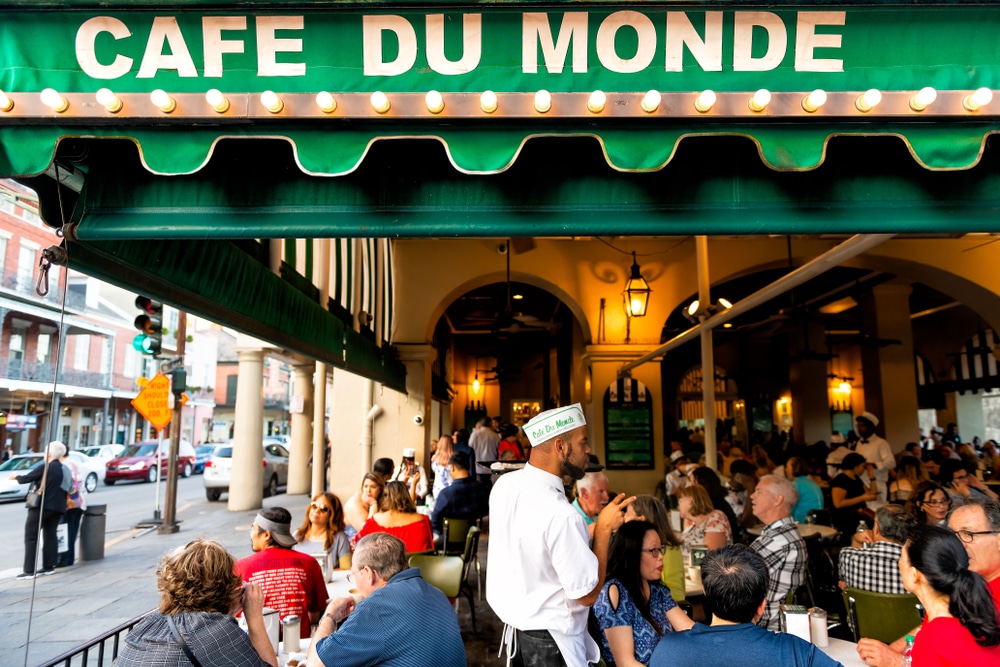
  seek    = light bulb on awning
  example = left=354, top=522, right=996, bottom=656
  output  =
left=909, top=87, right=937, bottom=112
left=694, top=90, right=716, bottom=113
left=425, top=90, right=444, bottom=114
left=150, top=89, right=175, bottom=113
left=480, top=90, right=498, bottom=114
left=749, top=89, right=771, bottom=112
left=40, top=88, right=68, bottom=113
left=801, top=89, right=827, bottom=113
left=641, top=90, right=661, bottom=113
left=534, top=90, right=551, bottom=113
left=260, top=90, right=283, bottom=113
left=588, top=90, right=606, bottom=114
left=964, top=87, right=993, bottom=112
left=0, top=91, right=12, bottom=112
left=206, top=89, right=229, bottom=113
left=316, top=92, right=337, bottom=113
left=96, top=88, right=122, bottom=113
left=855, top=88, right=882, bottom=113
left=371, top=91, right=390, bottom=114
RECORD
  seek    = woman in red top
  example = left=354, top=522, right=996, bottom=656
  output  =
left=497, top=424, right=526, bottom=461
left=901, top=524, right=1000, bottom=666
left=353, top=481, right=434, bottom=553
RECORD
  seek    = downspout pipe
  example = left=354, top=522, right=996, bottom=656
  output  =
left=361, top=381, right=381, bottom=473
left=617, top=234, right=895, bottom=375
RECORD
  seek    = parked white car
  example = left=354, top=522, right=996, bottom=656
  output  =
left=203, top=440, right=289, bottom=501
left=80, top=444, right=125, bottom=463
left=67, top=450, right=105, bottom=492
left=0, top=455, right=43, bottom=502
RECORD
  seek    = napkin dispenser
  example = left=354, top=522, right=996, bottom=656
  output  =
left=779, top=604, right=812, bottom=642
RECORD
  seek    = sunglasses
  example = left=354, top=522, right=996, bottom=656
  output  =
left=310, top=503, right=331, bottom=514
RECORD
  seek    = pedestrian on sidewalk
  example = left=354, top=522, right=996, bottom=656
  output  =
left=57, top=448, right=87, bottom=567
left=12, top=440, right=66, bottom=579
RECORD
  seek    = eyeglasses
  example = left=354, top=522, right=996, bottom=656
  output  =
left=921, top=498, right=952, bottom=506
left=952, top=529, right=1000, bottom=543
left=952, top=473, right=970, bottom=482
left=641, top=546, right=667, bottom=557
left=310, top=503, right=331, bottom=514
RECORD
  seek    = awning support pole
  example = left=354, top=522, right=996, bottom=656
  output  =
left=696, top=236, right=718, bottom=472
left=617, top=234, right=895, bottom=376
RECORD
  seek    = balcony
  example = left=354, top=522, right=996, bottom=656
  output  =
left=0, top=358, right=113, bottom=390
left=1, top=266, right=87, bottom=312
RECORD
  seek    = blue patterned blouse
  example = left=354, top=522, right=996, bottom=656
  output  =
left=594, top=578, right=678, bottom=667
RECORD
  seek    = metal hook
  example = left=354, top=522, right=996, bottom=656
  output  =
left=36, top=246, right=68, bottom=298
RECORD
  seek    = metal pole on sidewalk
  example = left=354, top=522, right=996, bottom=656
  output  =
left=160, top=312, right=186, bottom=534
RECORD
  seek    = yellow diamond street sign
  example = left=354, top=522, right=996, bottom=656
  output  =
left=131, top=372, right=173, bottom=431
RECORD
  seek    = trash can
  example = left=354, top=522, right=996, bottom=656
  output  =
left=80, top=504, right=107, bottom=561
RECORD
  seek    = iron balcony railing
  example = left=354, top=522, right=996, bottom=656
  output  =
left=1, top=266, right=87, bottom=311
left=0, top=359, right=137, bottom=392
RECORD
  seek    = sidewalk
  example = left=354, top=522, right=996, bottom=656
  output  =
left=2, top=493, right=313, bottom=667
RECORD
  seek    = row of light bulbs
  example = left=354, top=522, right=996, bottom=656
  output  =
left=0, top=86, right=994, bottom=116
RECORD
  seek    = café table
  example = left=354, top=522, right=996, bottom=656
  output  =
left=747, top=522, right=838, bottom=539
left=326, top=568, right=354, bottom=601
left=684, top=573, right=704, bottom=598
left=819, top=637, right=867, bottom=667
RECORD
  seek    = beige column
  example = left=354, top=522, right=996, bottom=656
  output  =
left=312, top=362, right=328, bottom=497
left=395, top=344, right=437, bottom=464
left=229, top=348, right=265, bottom=511
left=287, top=364, right=314, bottom=495
left=955, top=391, right=986, bottom=445
left=790, top=320, right=834, bottom=444
left=860, top=282, right=920, bottom=450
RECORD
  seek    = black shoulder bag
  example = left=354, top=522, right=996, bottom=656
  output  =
left=166, top=615, right=204, bottom=667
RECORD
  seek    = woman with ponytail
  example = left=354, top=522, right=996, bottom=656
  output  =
left=900, top=524, right=1000, bottom=665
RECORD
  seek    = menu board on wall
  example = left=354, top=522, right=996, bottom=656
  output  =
left=604, top=377, right=654, bottom=470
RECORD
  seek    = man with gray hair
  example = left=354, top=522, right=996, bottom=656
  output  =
left=469, top=416, right=500, bottom=484
left=749, top=474, right=807, bottom=631
left=573, top=471, right=610, bottom=541
left=838, top=504, right=915, bottom=594
left=308, top=533, right=466, bottom=667
left=12, top=440, right=67, bottom=579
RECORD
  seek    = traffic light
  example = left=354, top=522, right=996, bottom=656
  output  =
left=133, top=296, right=163, bottom=355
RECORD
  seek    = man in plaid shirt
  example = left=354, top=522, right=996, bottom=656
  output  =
left=749, top=475, right=807, bottom=631
left=838, top=505, right=914, bottom=594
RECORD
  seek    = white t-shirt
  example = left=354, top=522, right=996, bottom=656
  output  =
left=486, top=464, right=599, bottom=667
left=856, top=435, right=895, bottom=504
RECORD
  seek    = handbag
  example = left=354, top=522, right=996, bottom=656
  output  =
left=166, top=615, right=204, bottom=667
left=25, top=484, right=41, bottom=510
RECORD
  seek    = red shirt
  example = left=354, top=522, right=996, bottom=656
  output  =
left=235, top=547, right=327, bottom=638
left=911, top=616, right=1000, bottom=667
left=990, top=576, right=1000, bottom=607
left=355, top=515, right=434, bottom=553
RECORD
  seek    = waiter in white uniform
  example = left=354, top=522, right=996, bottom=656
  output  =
left=855, top=411, right=895, bottom=505
left=487, top=403, right=634, bottom=667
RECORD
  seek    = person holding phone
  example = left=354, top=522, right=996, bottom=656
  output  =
left=940, top=459, right=1000, bottom=503
left=390, top=447, right=427, bottom=502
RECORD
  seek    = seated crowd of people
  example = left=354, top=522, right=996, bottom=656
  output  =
left=113, top=412, right=1000, bottom=667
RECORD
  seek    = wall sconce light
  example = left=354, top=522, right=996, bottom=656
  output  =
left=40, top=88, right=69, bottom=113
left=534, top=90, right=552, bottom=113
left=641, top=90, right=661, bottom=113
left=425, top=90, right=444, bottom=114
left=206, top=89, right=229, bottom=113
left=623, top=251, right=651, bottom=318
left=909, top=87, right=937, bottom=112
left=316, top=91, right=337, bottom=113
left=588, top=90, right=606, bottom=114
left=472, top=373, right=481, bottom=394
left=964, top=87, right=993, bottom=112
left=855, top=88, right=882, bottom=113
left=480, top=90, right=498, bottom=114
left=150, top=89, right=176, bottom=113
left=801, top=89, right=827, bottom=113
left=371, top=91, right=390, bottom=114
left=260, top=90, right=284, bottom=113
left=0, top=91, right=12, bottom=112
left=96, top=88, right=123, bottom=113
left=748, top=89, right=771, bottom=112
left=694, top=89, right=717, bottom=113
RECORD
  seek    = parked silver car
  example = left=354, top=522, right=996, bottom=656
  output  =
left=203, top=440, right=289, bottom=501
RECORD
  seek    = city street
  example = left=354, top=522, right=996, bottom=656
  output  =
left=0, top=475, right=304, bottom=666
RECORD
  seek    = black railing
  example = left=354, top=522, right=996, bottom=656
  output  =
left=38, top=611, right=149, bottom=667
left=0, top=359, right=114, bottom=389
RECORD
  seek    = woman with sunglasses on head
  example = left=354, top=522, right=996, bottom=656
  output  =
left=593, top=520, right=694, bottom=667
left=896, top=524, right=1000, bottom=666
left=908, top=481, right=953, bottom=526
left=294, top=492, right=352, bottom=571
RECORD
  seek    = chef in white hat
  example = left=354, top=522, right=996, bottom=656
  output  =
left=390, top=447, right=427, bottom=501
left=854, top=411, right=895, bottom=505
left=487, top=403, right=635, bottom=667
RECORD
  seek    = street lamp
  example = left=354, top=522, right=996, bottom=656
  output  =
left=623, top=252, right=652, bottom=318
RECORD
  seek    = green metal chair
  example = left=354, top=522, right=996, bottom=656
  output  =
left=462, top=525, right=482, bottom=601
left=843, top=587, right=923, bottom=644
left=440, top=517, right=477, bottom=556
left=409, top=554, right=477, bottom=632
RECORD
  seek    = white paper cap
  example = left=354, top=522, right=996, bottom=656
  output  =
left=524, top=403, right=586, bottom=447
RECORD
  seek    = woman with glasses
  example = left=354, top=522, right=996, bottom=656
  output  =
left=909, top=481, right=953, bottom=526
left=593, top=520, right=694, bottom=667
left=624, top=495, right=686, bottom=605
left=897, top=524, right=1000, bottom=665
left=294, top=492, right=352, bottom=571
